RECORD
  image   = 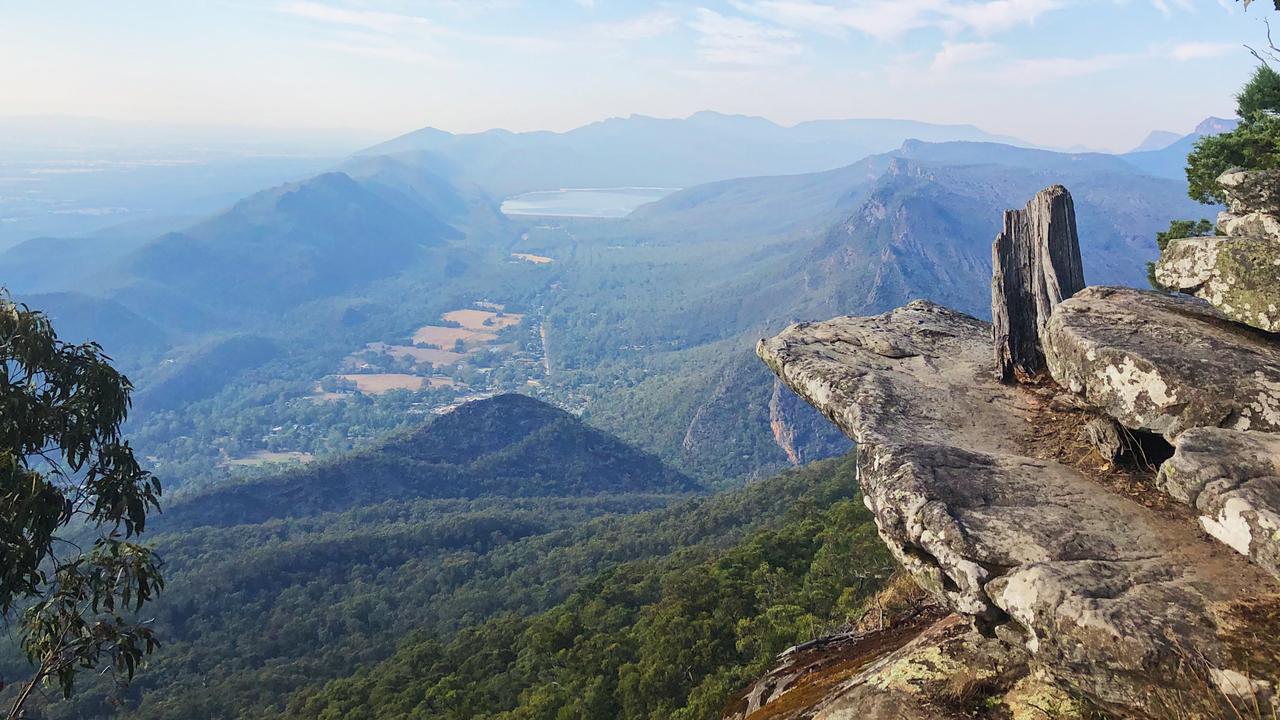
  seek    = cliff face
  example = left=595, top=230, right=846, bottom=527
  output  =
left=743, top=173, right=1280, bottom=719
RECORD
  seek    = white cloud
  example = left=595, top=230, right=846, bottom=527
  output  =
left=276, top=1, right=442, bottom=39
left=587, top=11, right=680, bottom=41
left=943, top=0, right=1061, bottom=35
left=1169, top=40, right=1237, bottom=60
left=930, top=41, right=998, bottom=71
left=1149, top=0, right=1192, bottom=17
left=989, top=52, right=1134, bottom=84
left=689, top=8, right=804, bottom=65
left=276, top=2, right=451, bottom=66
left=729, top=0, right=1062, bottom=41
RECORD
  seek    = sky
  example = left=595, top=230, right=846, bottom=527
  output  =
left=0, top=0, right=1274, bottom=151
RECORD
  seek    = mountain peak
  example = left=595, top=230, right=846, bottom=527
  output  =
left=1130, top=130, right=1182, bottom=153
left=158, top=394, right=695, bottom=530
left=1194, top=116, right=1239, bottom=136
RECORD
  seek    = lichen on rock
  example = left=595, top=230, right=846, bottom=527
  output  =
left=1153, top=168, right=1280, bottom=333
left=1043, top=286, right=1280, bottom=437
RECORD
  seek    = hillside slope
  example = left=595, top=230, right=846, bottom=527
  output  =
left=106, top=172, right=461, bottom=317
left=280, top=453, right=892, bottom=720
left=16, top=404, right=830, bottom=720
left=157, top=394, right=696, bottom=530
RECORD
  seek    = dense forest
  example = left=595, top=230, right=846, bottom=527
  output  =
left=282, top=455, right=891, bottom=720
left=7, top=453, right=886, bottom=720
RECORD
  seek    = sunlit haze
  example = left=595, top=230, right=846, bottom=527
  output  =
left=1, top=0, right=1270, bottom=150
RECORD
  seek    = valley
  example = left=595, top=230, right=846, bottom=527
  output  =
left=3, top=124, right=1211, bottom=492
left=5, top=4, right=1279, bottom=720
left=0, top=102, right=1249, bottom=720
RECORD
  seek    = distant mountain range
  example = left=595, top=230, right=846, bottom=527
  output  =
left=1122, top=116, right=1239, bottom=179
left=359, top=111, right=1033, bottom=196
left=0, top=117, right=1220, bottom=485
left=628, top=138, right=1205, bottom=310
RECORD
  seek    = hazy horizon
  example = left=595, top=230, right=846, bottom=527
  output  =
left=3, top=1, right=1271, bottom=153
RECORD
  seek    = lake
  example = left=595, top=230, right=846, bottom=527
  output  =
left=500, top=187, right=679, bottom=218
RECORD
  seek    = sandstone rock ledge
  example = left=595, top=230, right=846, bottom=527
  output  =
left=1044, top=286, right=1280, bottom=437
left=758, top=301, right=1280, bottom=717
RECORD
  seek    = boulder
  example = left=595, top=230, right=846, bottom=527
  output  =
left=1220, top=168, right=1280, bottom=222
left=1159, top=427, right=1280, bottom=580
left=1152, top=169, right=1280, bottom=333
left=1154, top=235, right=1280, bottom=332
left=759, top=300, right=1279, bottom=715
left=1044, top=286, right=1280, bottom=437
left=1218, top=210, right=1280, bottom=239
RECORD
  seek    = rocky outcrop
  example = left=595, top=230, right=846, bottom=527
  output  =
left=758, top=300, right=1280, bottom=716
left=726, top=576, right=1072, bottom=720
left=1154, top=169, right=1280, bottom=332
left=991, top=185, right=1085, bottom=381
left=1219, top=168, right=1280, bottom=235
left=1156, top=234, right=1280, bottom=332
left=1160, top=427, right=1280, bottom=580
left=1043, top=285, right=1280, bottom=437
left=746, top=180, right=1280, bottom=720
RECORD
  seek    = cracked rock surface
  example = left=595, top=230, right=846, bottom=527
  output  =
left=758, top=300, right=1279, bottom=714
left=1044, top=285, right=1280, bottom=437
left=1160, top=427, right=1280, bottom=580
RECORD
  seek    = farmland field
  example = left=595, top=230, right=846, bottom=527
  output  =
left=512, top=252, right=553, bottom=264
left=364, top=342, right=466, bottom=366
left=412, top=325, right=498, bottom=347
left=338, top=373, right=458, bottom=394
left=225, top=450, right=315, bottom=466
left=442, top=309, right=524, bottom=331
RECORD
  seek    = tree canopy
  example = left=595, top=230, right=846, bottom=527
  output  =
left=1186, top=64, right=1280, bottom=203
left=0, top=293, right=163, bottom=718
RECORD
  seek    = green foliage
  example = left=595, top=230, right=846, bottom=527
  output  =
left=282, top=455, right=891, bottom=720
left=1237, top=64, right=1280, bottom=119
left=11, top=454, right=871, bottom=720
left=0, top=293, right=162, bottom=715
left=1187, top=66, right=1280, bottom=203
left=1148, top=219, right=1216, bottom=288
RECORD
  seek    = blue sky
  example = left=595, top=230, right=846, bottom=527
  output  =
left=0, top=0, right=1272, bottom=150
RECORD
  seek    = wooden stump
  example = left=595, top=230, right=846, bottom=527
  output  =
left=991, top=185, right=1085, bottom=382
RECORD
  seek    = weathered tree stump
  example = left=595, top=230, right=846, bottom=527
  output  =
left=991, top=185, right=1085, bottom=382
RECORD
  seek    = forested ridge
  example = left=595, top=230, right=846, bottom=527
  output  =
left=4, top=390, right=883, bottom=720
left=281, top=454, right=891, bottom=720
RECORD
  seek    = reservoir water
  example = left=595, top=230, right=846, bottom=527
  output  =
left=500, top=187, right=678, bottom=218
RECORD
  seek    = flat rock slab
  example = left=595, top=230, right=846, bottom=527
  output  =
left=1160, top=427, right=1280, bottom=580
left=1154, top=235, right=1280, bottom=332
left=759, top=300, right=1279, bottom=713
left=1045, top=286, right=1280, bottom=437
